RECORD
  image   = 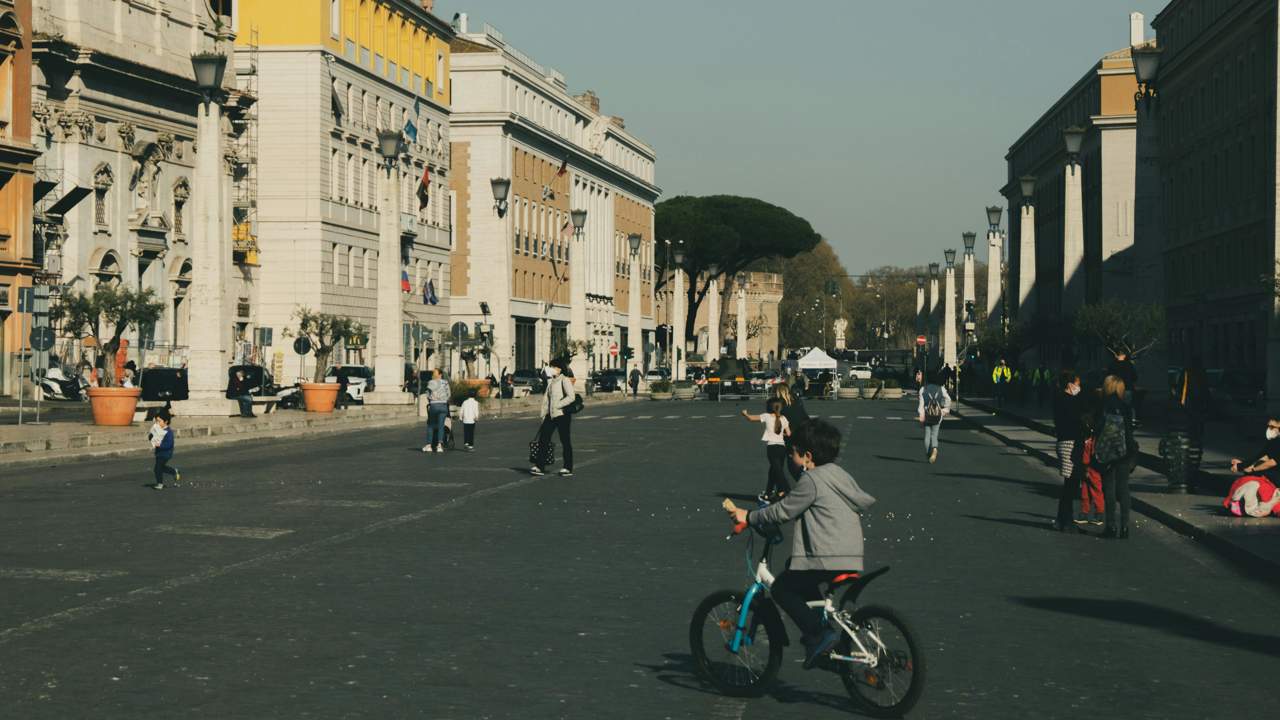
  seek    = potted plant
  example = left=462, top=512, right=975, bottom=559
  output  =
left=672, top=379, right=697, bottom=400
left=837, top=378, right=861, bottom=400
left=881, top=378, right=903, bottom=400
left=649, top=378, right=673, bottom=400
left=287, top=307, right=367, bottom=413
left=53, top=285, right=164, bottom=426
left=860, top=378, right=881, bottom=400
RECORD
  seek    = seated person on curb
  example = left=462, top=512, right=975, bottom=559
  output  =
left=1226, top=415, right=1280, bottom=517
left=725, top=419, right=877, bottom=669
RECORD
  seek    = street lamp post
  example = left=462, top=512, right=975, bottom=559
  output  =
left=366, top=129, right=411, bottom=404
left=569, top=208, right=588, bottom=381
left=962, top=232, right=976, bottom=343
left=1063, top=125, right=1087, bottom=312
left=985, top=205, right=1004, bottom=331
left=943, top=249, right=958, bottom=371
left=1017, top=176, right=1037, bottom=321
left=180, top=50, right=231, bottom=414
left=928, top=262, right=940, bottom=364
left=706, top=262, right=721, bottom=363
left=671, top=243, right=686, bottom=380
left=627, top=233, right=643, bottom=377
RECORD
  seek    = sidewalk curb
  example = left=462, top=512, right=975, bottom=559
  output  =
left=953, top=399, right=1280, bottom=583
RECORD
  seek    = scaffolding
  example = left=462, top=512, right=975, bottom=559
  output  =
left=232, top=26, right=260, bottom=266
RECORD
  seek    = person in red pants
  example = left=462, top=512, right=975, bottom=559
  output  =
left=1078, top=436, right=1105, bottom=526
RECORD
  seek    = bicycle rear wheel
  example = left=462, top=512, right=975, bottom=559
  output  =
left=689, top=590, right=783, bottom=697
left=836, top=604, right=925, bottom=718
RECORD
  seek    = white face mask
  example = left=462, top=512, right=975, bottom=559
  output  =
left=1266, top=428, right=1279, bottom=441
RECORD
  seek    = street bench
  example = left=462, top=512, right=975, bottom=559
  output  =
left=241, top=395, right=283, bottom=415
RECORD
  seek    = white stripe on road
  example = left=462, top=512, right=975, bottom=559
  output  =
left=151, top=525, right=294, bottom=540
left=369, top=480, right=471, bottom=488
left=886, top=416, right=903, bottom=421
left=0, top=568, right=128, bottom=583
left=277, top=499, right=390, bottom=509
left=578, top=415, right=598, bottom=419
left=636, top=415, right=653, bottom=420
left=603, top=416, right=625, bottom=420
left=858, top=416, right=875, bottom=420
left=717, top=414, right=734, bottom=418
left=828, top=415, right=846, bottom=419
left=691, top=415, right=705, bottom=419
left=664, top=415, right=680, bottom=419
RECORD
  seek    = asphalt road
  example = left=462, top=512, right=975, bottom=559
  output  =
left=0, top=397, right=1272, bottom=718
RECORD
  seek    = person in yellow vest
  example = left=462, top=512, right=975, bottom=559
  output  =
left=992, top=359, right=1012, bottom=410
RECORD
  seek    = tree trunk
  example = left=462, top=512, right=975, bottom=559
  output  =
left=313, top=349, right=331, bottom=383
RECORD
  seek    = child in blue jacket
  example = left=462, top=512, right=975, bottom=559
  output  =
left=149, top=410, right=180, bottom=490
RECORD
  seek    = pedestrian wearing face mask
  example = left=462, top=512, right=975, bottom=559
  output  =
left=531, top=357, right=576, bottom=476
left=1052, top=370, right=1087, bottom=532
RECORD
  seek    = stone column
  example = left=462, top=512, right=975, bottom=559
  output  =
left=628, top=250, right=642, bottom=373
left=735, top=285, right=747, bottom=359
left=706, top=275, right=720, bottom=363
left=670, top=268, right=684, bottom=379
left=915, top=281, right=925, bottom=331
left=1018, top=203, right=1036, bottom=319
left=179, top=98, right=229, bottom=414
left=366, top=160, right=410, bottom=404
left=928, top=272, right=940, bottom=347
left=1063, top=161, right=1086, bottom=312
left=986, top=229, right=1003, bottom=329
left=944, top=264, right=957, bottom=368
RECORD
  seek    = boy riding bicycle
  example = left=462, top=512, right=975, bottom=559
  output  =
left=725, top=419, right=876, bottom=668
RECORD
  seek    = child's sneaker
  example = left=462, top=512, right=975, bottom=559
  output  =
left=1072, top=513, right=1088, bottom=526
left=1228, top=500, right=1243, bottom=517
left=173, top=470, right=181, bottom=485
left=1089, top=514, right=1104, bottom=526
left=558, top=468, right=574, bottom=477
left=422, top=445, right=432, bottom=453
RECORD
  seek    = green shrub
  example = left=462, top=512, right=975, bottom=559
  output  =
left=650, top=379, right=672, bottom=393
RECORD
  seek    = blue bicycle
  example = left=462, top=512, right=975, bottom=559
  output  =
left=688, top=499, right=925, bottom=717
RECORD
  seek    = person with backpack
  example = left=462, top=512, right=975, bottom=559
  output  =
left=917, top=370, right=951, bottom=464
left=530, top=357, right=577, bottom=477
left=1093, top=375, right=1137, bottom=539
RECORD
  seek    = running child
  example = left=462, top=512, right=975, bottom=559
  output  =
left=149, top=410, right=180, bottom=490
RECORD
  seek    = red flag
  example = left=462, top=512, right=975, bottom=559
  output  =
left=556, top=157, right=568, bottom=176
left=417, top=165, right=430, bottom=210
left=401, top=270, right=411, bottom=293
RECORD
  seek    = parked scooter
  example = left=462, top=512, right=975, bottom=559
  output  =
left=39, top=367, right=90, bottom=401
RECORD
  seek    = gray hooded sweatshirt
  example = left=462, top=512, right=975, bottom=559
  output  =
left=748, top=463, right=876, bottom=571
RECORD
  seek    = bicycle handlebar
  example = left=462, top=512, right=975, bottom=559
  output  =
left=722, top=498, right=749, bottom=536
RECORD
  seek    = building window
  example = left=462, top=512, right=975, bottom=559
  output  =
left=330, top=149, right=340, bottom=199
left=330, top=0, right=341, bottom=39
left=333, top=243, right=343, bottom=285
left=348, top=246, right=358, bottom=286
left=436, top=52, right=445, bottom=95
left=361, top=249, right=370, bottom=288
left=93, top=163, right=113, bottom=227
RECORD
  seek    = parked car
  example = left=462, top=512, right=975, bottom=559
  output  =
left=748, top=371, right=783, bottom=393
left=847, top=364, right=873, bottom=381
left=324, top=365, right=373, bottom=403
left=510, top=368, right=547, bottom=394
left=644, top=368, right=669, bottom=384
left=591, top=369, right=628, bottom=392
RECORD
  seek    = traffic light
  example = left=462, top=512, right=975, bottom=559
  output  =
left=622, top=346, right=633, bottom=360
left=964, top=300, right=976, bottom=324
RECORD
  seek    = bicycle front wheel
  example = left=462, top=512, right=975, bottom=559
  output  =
left=689, top=590, right=783, bottom=697
left=837, top=604, right=925, bottom=718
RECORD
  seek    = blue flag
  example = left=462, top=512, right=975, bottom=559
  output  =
left=403, top=117, right=418, bottom=143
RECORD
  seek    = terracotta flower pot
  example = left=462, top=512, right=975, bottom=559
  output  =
left=87, top=387, right=142, bottom=426
left=301, top=382, right=340, bottom=413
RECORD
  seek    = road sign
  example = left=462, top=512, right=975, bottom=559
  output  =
left=17, top=286, right=34, bottom=313
left=30, top=326, right=54, bottom=351
left=609, top=342, right=619, bottom=358
left=916, top=335, right=927, bottom=347
left=292, top=336, right=312, bottom=355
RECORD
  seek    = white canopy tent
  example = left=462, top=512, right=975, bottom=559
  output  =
left=796, top=348, right=838, bottom=371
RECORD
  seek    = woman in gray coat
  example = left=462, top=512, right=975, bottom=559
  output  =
left=532, top=357, right=576, bottom=476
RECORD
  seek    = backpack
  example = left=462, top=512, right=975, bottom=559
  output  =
left=923, top=387, right=945, bottom=426
left=1093, top=411, right=1128, bottom=465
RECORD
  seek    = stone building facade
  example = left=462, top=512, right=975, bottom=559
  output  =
left=29, top=0, right=246, bottom=377
left=448, top=20, right=659, bottom=380
left=238, top=0, right=454, bottom=381
left=657, top=271, right=784, bottom=365
left=0, top=0, right=37, bottom=396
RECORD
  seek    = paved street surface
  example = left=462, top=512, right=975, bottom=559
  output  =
left=0, top=398, right=1274, bottom=718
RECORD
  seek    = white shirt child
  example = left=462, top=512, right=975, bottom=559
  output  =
left=460, top=397, right=480, bottom=425
left=759, top=413, right=790, bottom=445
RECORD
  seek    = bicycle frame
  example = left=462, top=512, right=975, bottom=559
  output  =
left=728, top=549, right=776, bottom=654
left=807, top=595, right=885, bottom=668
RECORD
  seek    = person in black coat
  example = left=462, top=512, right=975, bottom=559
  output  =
left=1051, top=370, right=1087, bottom=531
left=1097, top=375, right=1137, bottom=539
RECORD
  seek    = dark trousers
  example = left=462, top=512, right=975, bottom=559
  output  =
left=153, top=455, right=177, bottom=485
left=630, top=383, right=638, bottom=397
left=771, top=570, right=841, bottom=641
left=233, top=395, right=253, bottom=416
left=1101, top=461, right=1132, bottom=532
left=765, top=444, right=790, bottom=495
left=536, top=414, right=573, bottom=471
left=463, top=422, right=476, bottom=446
left=994, top=383, right=1006, bottom=407
left=1056, top=446, right=1083, bottom=526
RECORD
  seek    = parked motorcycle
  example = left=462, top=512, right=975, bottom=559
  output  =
left=39, top=367, right=90, bottom=401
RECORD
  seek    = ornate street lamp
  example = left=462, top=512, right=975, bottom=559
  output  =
left=929, top=262, right=939, bottom=279
left=1132, top=44, right=1162, bottom=105
left=1063, top=126, right=1086, bottom=164
left=376, top=129, right=402, bottom=168
left=1020, top=175, right=1036, bottom=205
left=962, top=232, right=976, bottom=254
left=628, top=233, right=642, bottom=255
left=673, top=246, right=685, bottom=266
left=944, top=248, right=957, bottom=268
left=985, top=205, right=1003, bottom=231
left=489, top=178, right=510, bottom=217
left=191, top=52, right=227, bottom=103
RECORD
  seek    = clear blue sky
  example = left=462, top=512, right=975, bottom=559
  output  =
left=445, top=0, right=1169, bottom=273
